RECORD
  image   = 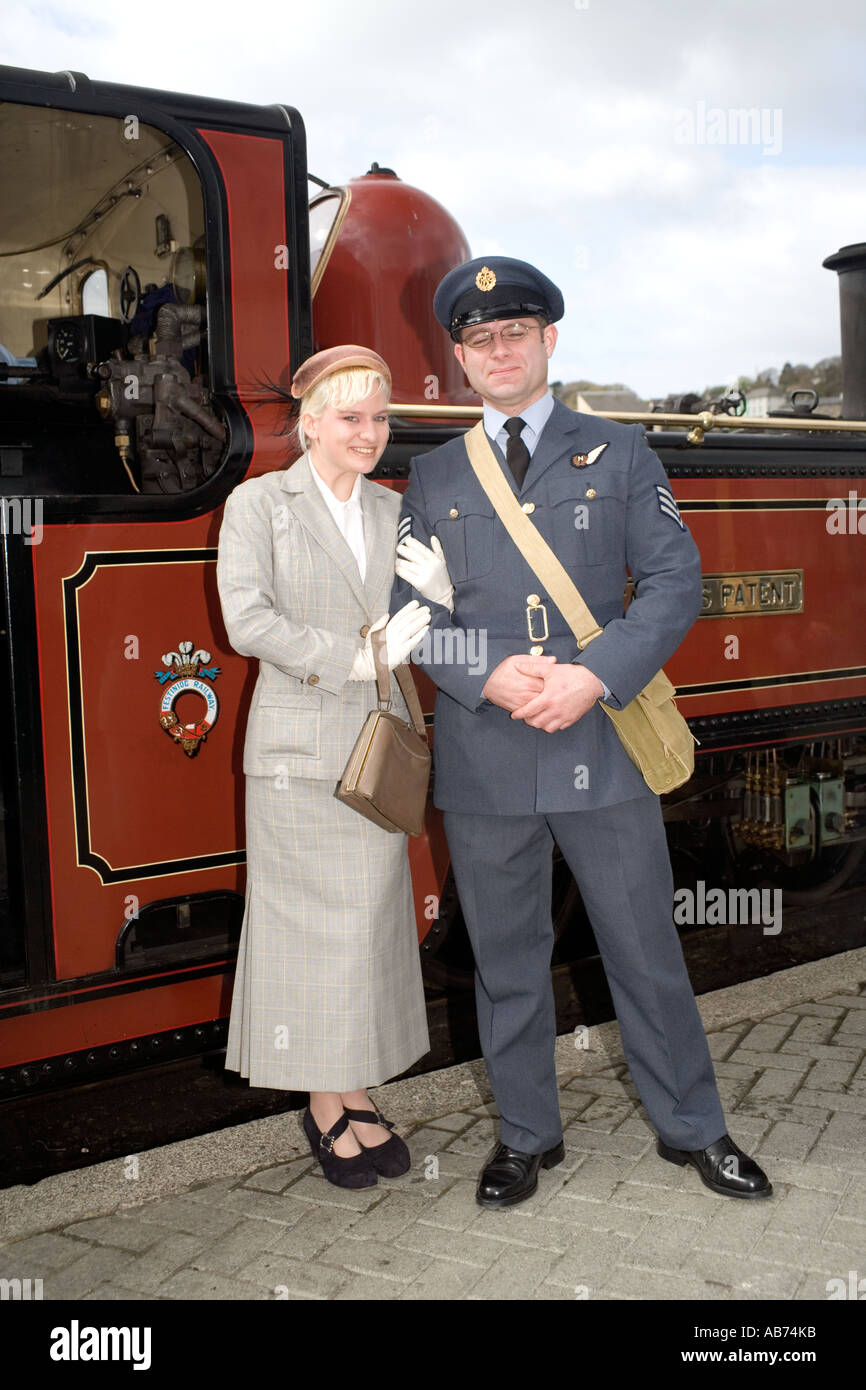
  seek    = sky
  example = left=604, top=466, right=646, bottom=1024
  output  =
left=3, top=0, right=866, bottom=398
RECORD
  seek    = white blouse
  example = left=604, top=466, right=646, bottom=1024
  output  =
left=308, top=453, right=367, bottom=582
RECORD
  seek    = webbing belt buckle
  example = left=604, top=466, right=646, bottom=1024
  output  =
left=526, top=598, right=549, bottom=643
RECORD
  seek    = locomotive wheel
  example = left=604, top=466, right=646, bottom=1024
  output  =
left=722, top=818, right=866, bottom=907
left=774, top=841, right=865, bottom=906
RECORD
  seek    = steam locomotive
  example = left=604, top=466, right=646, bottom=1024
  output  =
left=0, top=65, right=863, bottom=1098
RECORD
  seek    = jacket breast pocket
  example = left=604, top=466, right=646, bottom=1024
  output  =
left=255, top=690, right=321, bottom=759
left=548, top=475, right=627, bottom=567
left=431, top=500, right=496, bottom=584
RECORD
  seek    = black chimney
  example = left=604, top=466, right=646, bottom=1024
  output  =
left=823, top=242, right=866, bottom=420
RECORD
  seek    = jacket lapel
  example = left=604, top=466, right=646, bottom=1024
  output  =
left=360, top=480, right=395, bottom=614
left=279, top=453, right=369, bottom=612
left=520, top=397, right=586, bottom=493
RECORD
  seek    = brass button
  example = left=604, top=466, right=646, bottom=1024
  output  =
left=449, top=507, right=459, bottom=518
left=530, top=644, right=544, bottom=656
left=521, top=501, right=536, bottom=514
left=360, top=624, right=370, bottom=637
left=527, top=593, right=540, bottom=607
left=307, top=674, right=320, bottom=685
left=585, top=487, right=596, bottom=499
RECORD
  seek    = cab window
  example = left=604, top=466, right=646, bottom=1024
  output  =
left=0, top=101, right=220, bottom=496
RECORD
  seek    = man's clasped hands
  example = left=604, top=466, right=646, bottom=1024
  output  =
left=394, top=530, right=604, bottom=733
left=482, top=654, right=603, bottom=734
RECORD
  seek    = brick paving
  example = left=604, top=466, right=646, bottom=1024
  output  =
left=3, top=964, right=866, bottom=1301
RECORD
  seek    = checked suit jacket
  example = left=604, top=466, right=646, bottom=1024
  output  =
left=217, top=451, right=410, bottom=781
left=392, top=395, right=702, bottom=814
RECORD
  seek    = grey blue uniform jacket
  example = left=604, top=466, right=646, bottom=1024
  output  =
left=392, top=397, right=702, bottom=813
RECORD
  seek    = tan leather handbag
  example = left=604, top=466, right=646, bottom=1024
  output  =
left=336, top=629, right=431, bottom=834
left=463, top=421, right=696, bottom=795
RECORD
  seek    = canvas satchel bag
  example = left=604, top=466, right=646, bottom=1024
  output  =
left=336, top=628, right=431, bottom=834
left=463, top=421, right=696, bottom=795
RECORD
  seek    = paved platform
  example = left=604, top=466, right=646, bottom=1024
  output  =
left=3, top=948, right=866, bottom=1302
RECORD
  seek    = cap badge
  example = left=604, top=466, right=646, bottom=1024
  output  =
left=475, top=266, right=497, bottom=292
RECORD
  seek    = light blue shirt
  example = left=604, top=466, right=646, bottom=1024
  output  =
left=483, top=390, right=555, bottom=458
left=482, top=390, right=611, bottom=702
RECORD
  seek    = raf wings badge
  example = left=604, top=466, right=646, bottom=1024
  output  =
left=571, top=443, right=609, bottom=468
left=154, top=638, right=221, bottom=758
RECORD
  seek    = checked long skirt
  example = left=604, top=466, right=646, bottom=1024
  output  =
left=224, top=775, right=430, bottom=1092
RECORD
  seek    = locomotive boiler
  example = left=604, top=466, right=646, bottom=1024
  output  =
left=0, top=63, right=863, bottom=1099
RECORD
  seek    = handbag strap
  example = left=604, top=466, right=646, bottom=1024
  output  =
left=463, top=420, right=603, bottom=650
left=370, top=627, right=428, bottom=742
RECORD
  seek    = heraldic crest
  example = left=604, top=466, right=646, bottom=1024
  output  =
left=154, top=639, right=221, bottom=758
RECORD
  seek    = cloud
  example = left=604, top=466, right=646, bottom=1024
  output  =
left=3, top=0, right=864, bottom=398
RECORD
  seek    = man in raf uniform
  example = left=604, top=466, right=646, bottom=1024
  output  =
left=393, top=255, right=771, bottom=1208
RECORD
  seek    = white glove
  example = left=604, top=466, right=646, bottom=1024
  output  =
left=395, top=535, right=454, bottom=613
left=348, top=599, right=431, bottom=680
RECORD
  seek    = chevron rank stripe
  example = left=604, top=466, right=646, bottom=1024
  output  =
left=655, top=484, right=686, bottom=530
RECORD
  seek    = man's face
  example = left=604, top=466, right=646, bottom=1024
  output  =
left=453, top=315, right=557, bottom=414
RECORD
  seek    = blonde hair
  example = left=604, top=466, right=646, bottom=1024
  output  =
left=297, top=366, right=391, bottom=451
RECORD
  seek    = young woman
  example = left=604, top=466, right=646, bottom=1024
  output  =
left=217, top=345, right=432, bottom=1188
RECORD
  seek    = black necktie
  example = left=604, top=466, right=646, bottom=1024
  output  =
left=504, top=417, right=530, bottom=488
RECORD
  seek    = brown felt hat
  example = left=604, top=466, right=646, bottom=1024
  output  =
left=289, top=344, right=392, bottom=399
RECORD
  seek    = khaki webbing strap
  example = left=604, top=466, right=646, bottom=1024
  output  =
left=463, top=421, right=603, bottom=650
left=371, top=628, right=427, bottom=740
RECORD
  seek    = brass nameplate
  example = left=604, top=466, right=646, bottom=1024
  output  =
left=700, top=570, right=803, bottom=618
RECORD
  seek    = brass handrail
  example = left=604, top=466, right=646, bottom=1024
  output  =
left=387, top=403, right=481, bottom=418
left=387, top=402, right=866, bottom=439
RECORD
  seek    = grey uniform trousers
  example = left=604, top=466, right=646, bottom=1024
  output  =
left=443, top=795, right=727, bottom=1154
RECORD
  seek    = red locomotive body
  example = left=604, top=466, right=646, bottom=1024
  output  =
left=0, top=66, right=863, bottom=1096
left=671, top=473, right=865, bottom=728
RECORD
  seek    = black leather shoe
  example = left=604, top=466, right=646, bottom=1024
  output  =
left=476, top=1140, right=565, bottom=1208
left=657, top=1133, right=772, bottom=1198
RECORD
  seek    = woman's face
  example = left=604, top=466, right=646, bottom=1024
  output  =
left=303, top=388, right=390, bottom=477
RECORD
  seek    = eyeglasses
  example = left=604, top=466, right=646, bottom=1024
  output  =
left=460, top=322, right=541, bottom=351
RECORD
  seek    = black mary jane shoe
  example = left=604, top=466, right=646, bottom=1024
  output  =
left=343, top=1105, right=411, bottom=1178
left=657, top=1133, right=772, bottom=1199
left=476, top=1139, right=566, bottom=1209
left=302, top=1107, right=378, bottom=1189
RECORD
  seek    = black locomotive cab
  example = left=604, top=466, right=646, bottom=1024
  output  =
left=0, top=98, right=226, bottom=498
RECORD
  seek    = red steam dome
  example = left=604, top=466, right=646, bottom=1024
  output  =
left=310, top=165, right=477, bottom=407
